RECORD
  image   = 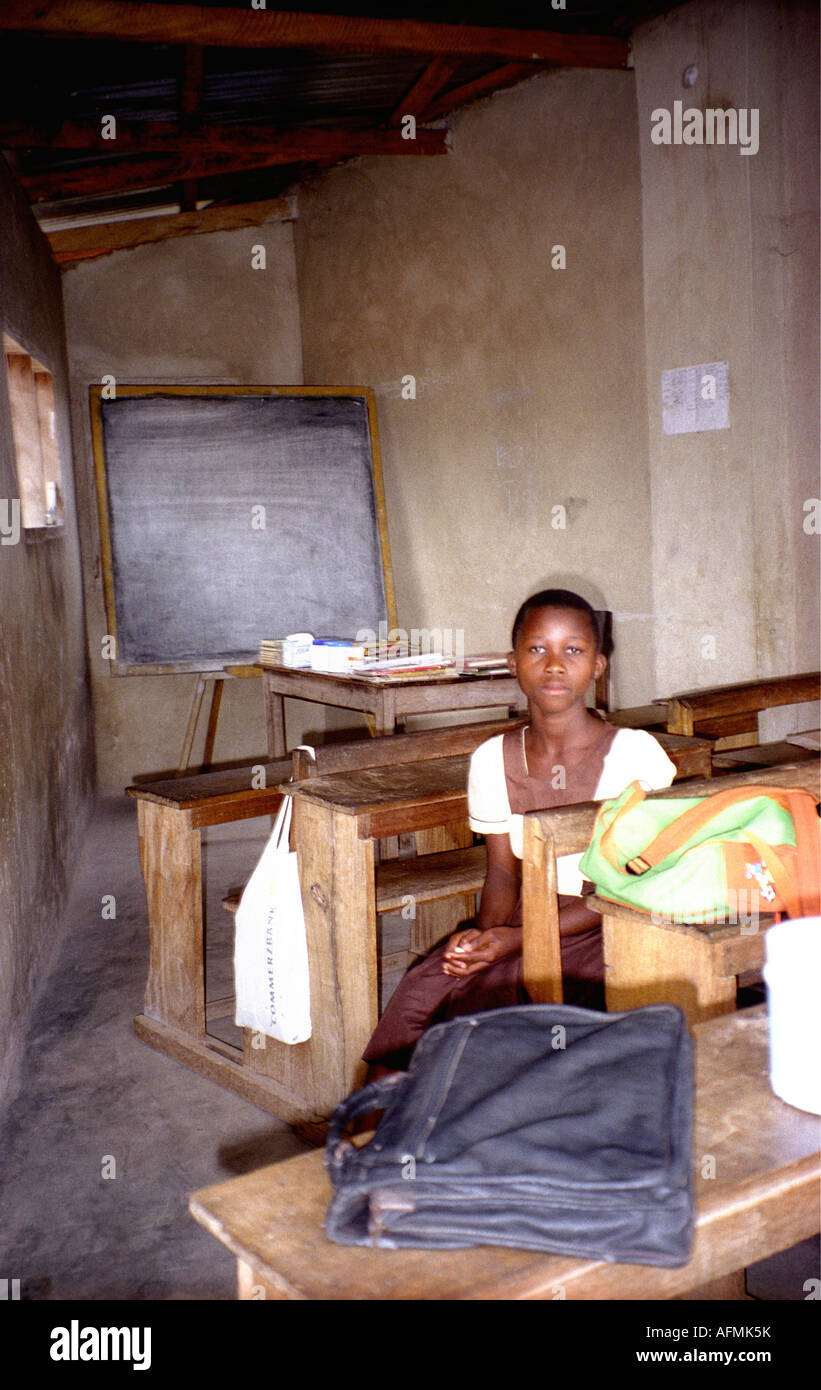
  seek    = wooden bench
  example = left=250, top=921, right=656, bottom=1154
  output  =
left=522, top=760, right=821, bottom=1023
left=662, top=671, right=820, bottom=749
left=126, top=759, right=292, bottom=827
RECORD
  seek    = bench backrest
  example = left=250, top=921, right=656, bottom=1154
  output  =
left=291, top=717, right=527, bottom=779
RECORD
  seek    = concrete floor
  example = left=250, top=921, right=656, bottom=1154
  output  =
left=0, top=796, right=816, bottom=1301
left=0, top=797, right=308, bottom=1301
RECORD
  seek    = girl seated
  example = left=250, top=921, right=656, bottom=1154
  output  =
left=363, top=588, right=676, bottom=1073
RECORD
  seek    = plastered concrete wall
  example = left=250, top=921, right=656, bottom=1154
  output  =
left=62, top=224, right=305, bottom=793
left=293, top=70, right=656, bottom=710
left=634, top=0, right=820, bottom=696
left=0, top=155, right=94, bottom=1102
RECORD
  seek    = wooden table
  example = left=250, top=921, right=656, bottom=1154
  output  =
left=279, top=733, right=718, bottom=1116
left=188, top=1006, right=821, bottom=1301
left=260, top=663, right=527, bottom=757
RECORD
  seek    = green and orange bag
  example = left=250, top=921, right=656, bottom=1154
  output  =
left=578, top=782, right=820, bottom=923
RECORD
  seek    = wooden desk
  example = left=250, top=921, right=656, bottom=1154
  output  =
left=128, top=731, right=716, bottom=1122
left=661, top=671, right=820, bottom=747
left=130, top=754, right=478, bottom=1124
left=522, top=760, right=820, bottom=1012
left=260, top=664, right=527, bottom=757
left=189, top=1007, right=821, bottom=1301
left=593, top=896, right=773, bottom=1025
left=281, top=731, right=713, bottom=1109
left=712, top=741, right=819, bottom=771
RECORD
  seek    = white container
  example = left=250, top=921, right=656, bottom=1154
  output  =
left=762, top=917, right=821, bottom=1115
left=282, top=632, right=314, bottom=668
left=309, top=639, right=365, bottom=673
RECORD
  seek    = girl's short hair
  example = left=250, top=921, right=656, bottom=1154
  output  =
left=511, top=589, right=603, bottom=652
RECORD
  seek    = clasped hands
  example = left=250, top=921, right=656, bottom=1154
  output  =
left=441, top=924, right=521, bottom=978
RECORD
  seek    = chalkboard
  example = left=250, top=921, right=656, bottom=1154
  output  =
left=90, top=386, right=396, bottom=674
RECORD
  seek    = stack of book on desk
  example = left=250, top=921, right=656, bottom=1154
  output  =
left=259, top=639, right=286, bottom=667
left=460, top=654, right=511, bottom=677
left=351, top=653, right=457, bottom=681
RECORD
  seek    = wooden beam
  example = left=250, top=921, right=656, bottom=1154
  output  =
left=21, top=128, right=448, bottom=201
left=0, top=118, right=447, bottom=157
left=421, top=62, right=543, bottom=122
left=389, top=56, right=461, bottom=126
left=46, top=195, right=294, bottom=264
left=0, top=3, right=630, bottom=67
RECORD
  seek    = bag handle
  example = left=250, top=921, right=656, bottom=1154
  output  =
left=324, top=1073, right=409, bottom=1176
left=623, top=785, right=805, bottom=875
left=597, top=782, right=649, bottom=871
left=271, top=793, right=293, bottom=852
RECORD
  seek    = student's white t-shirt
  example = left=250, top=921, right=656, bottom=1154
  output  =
left=467, top=727, right=677, bottom=896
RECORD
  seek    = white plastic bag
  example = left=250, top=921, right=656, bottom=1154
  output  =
left=233, top=795, right=311, bottom=1043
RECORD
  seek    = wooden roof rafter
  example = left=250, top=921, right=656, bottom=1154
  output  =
left=19, top=127, right=449, bottom=203
left=388, top=56, right=462, bottom=126
left=0, top=119, right=439, bottom=156
left=0, top=2, right=631, bottom=69
left=0, top=2, right=632, bottom=260
left=45, top=194, right=296, bottom=264
left=419, top=62, right=546, bottom=123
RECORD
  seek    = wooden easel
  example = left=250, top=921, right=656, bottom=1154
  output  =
left=178, top=664, right=261, bottom=773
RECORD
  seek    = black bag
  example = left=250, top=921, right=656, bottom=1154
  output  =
left=325, top=1003, right=694, bottom=1267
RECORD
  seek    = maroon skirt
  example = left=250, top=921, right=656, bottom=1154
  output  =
left=363, top=907, right=604, bottom=1071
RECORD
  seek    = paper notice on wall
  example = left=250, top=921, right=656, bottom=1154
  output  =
left=661, top=362, right=729, bottom=434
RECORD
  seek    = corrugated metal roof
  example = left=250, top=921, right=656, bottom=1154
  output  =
left=0, top=3, right=684, bottom=237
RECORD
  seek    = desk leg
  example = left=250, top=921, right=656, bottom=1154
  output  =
left=666, top=700, right=693, bottom=737
left=136, top=801, right=205, bottom=1037
left=373, top=687, right=396, bottom=737
left=602, top=914, right=737, bottom=1025
left=264, top=675, right=287, bottom=758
